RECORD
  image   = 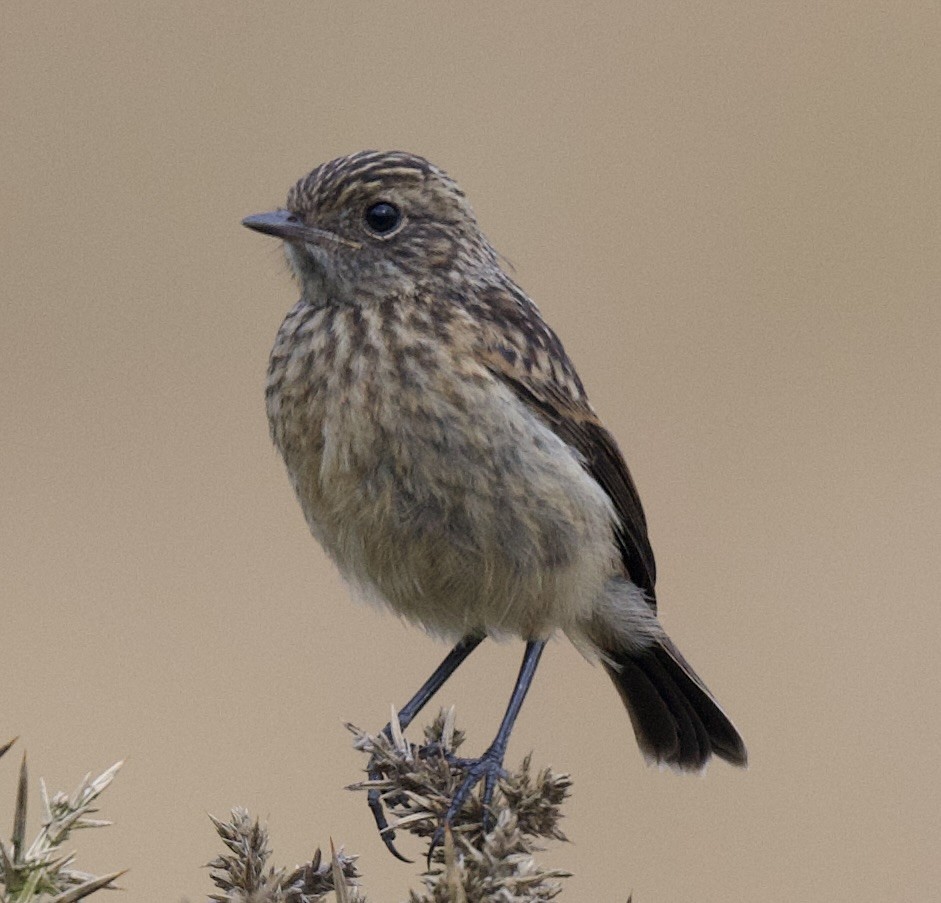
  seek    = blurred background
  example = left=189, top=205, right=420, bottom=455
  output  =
left=2, top=3, right=939, bottom=900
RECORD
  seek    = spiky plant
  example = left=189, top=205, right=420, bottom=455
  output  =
left=351, top=709, right=571, bottom=902
left=207, top=808, right=363, bottom=903
left=0, top=739, right=124, bottom=903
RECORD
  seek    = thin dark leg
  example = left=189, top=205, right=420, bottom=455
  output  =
left=394, top=634, right=484, bottom=732
left=482, top=639, right=545, bottom=768
left=369, top=634, right=484, bottom=860
left=428, top=639, right=547, bottom=863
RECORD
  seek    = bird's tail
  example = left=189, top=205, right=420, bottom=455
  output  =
left=603, top=635, right=747, bottom=771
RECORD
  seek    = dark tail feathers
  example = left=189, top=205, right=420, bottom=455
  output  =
left=603, top=637, right=747, bottom=771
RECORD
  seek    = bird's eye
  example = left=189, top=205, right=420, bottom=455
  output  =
left=364, top=202, right=401, bottom=235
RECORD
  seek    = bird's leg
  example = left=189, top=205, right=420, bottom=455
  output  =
left=428, top=639, right=546, bottom=863
left=369, top=634, right=484, bottom=860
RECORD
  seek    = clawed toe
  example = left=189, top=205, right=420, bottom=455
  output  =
left=367, top=784, right=412, bottom=862
left=366, top=727, right=415, bottom=863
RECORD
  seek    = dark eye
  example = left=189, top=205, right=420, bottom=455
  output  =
left=364, top=202, right=401, bottom=235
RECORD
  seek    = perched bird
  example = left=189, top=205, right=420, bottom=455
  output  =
left=244, top=150, right=746, bottom=857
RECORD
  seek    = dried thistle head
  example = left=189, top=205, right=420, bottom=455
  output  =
left=349, top=709, right=572, bottom=902
left=207, top=809, right=363, bottom=903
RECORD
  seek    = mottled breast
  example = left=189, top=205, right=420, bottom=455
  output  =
left=266, top=296, right=619, bottom=640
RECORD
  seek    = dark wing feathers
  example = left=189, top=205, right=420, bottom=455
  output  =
left=481, top=348, right=658, bottom=607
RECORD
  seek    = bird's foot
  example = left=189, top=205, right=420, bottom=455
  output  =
left=427, top=744, right=507, bottom=866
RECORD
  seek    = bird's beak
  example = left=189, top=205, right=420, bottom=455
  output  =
left=242, top=210, right=362, bottom=250
left=242, top=209, right=310, bottom=241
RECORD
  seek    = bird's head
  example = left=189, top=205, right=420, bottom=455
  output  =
left=243, top=150, right=500, bottom=304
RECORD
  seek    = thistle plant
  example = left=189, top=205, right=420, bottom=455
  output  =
left=0, top=738, right=124, bottom=903
left=207, top=810, right=363, bottom=903
left=208, top=710, right=572, bottom=902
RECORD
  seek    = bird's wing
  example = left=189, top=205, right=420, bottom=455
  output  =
left=473, top=284, right=658, bottom=607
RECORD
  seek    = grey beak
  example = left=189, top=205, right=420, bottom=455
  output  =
left=242, top=210, right=362, bottom=250
left=242, top=209, right=306, bottom=241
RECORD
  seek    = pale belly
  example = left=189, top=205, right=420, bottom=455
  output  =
left=270, top=364, right=619, bottom=641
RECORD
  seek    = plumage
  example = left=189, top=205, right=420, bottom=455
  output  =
left=480, top=342, right=658, bottom=603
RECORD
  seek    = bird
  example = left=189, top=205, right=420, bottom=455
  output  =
left=243, top=150, right=747, bottom=858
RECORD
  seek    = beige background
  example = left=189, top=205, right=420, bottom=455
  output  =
left=2, top=3, right=939, bottom=901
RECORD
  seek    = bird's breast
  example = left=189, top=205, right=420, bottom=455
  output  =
left=266, top=299, right=618, bottom=639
